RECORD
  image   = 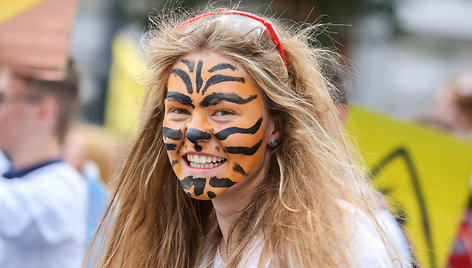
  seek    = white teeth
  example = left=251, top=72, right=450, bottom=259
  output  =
left=186, top=154, right=226, bottom=168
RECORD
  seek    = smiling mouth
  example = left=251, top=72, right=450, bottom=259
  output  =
left=185, top=153, right=227, bottom=169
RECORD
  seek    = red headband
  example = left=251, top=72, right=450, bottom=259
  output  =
left=180, top=10, right=289, bottom=72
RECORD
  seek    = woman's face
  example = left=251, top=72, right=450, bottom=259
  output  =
left=163, top=51, right=273, bottom=200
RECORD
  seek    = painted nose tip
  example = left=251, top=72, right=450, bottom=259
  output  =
left=185, top=128, right=211, bottom=143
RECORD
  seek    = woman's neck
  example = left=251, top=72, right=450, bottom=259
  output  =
left=211, top=151, right=271, bottom=260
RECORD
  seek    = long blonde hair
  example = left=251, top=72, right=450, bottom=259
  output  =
left=89, top=8, right=394, bottom=268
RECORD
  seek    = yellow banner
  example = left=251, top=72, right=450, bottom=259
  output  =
left=0, top=0, right=41, bottom=23
left=346, top=106, right=472, bottom=268
left=105, top=33, right=147, bottom=138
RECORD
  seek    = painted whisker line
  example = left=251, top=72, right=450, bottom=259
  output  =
left=171, top=69, right=193, bottom=94
left=201, top=75, right=245, bottom=95
left=200, top=92, right=257, bottom=107
left=164, top=143, right=177, bottom=151
left=233, top=164, right=248, bottom=176
left=163, top=127, right=183, bottom=140
left=208, top=63, right=237, bottom=73
left=166, top=91, right=195, bottom=109
left=181, top=59, right=195, bottom=72
left=209, top=176, right=236, bottom=187
left=180, top=176, right=206, bottom=196
left=214, top=117, right=263, bottom=140
left=225, top=139, right=263, bottom=155
left=171, top=160, right=178, bottom=167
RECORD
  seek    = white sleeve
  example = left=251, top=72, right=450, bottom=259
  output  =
left=375, top=209, right=412, bottom=266
left=0, top=168, right=86, bottom=244
left=339, top=201, right=402, bottom=268
left=348, top=209, right=393, bottom=268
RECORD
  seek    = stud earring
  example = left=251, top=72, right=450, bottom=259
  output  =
left=268, top=138, right=278, bottom=148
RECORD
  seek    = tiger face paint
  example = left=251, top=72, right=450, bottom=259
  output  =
left=163, top=51, right=269, bottom=200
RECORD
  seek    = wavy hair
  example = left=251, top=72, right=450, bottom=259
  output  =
left=88, top=7, right=398, bottom=268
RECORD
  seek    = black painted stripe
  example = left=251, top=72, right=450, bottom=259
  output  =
left=163, top=127, right=183, bottom=140
left=181, top=59, right=195, bottom=72
left=164, top=143, right=177, bottom=151
left=196, top=60, right=203, bottom=93
left=209, top=176, right=236, bottom=188
left=207, top=191, right=216, bottom=199
left=171, top=160, right=178, bottom=167
left=201, top=75, right=245, bottom=95
left=166, top=91, right=195, bottom=109
left=185, top=128, right=211, bottom=143
left=214, top=117, right=263, bottom=140
left=200, top=92, right=257, bottom=107
left=186, top=128, right=210, bottom=153
left=170, top=69, right=193, bottom=94
left=233, top=164, right=248, bottom=176
left=180, top=176, right=206, bottom=196
left=225, top=139, right=262, bottom=155
left=208, top=63, right=237, bottom=73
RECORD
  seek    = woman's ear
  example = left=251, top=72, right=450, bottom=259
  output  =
left=266, top=114, right=282, bottom=146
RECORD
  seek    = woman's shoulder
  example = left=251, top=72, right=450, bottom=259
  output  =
left=338, top=200, right=409, bottom=267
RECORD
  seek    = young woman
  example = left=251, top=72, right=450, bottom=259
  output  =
left=91, top=9, right=405, bottom=268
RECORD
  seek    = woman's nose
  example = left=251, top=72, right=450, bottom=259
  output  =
left=184, top=112, right=212, bottom=151
left=185, top=128, right=211, bottom=144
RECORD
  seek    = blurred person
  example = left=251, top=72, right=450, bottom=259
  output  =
left=324, top=59, right=414, bottom=266
left=0, top=63, right=87, bottom=268
left=64, top=123, right=121, bottom=186
left=422, top=71, right=472, bottom=268
left=63, top=123, right=121, bottom=248
left=88, top=9, right=409, bottom=267
left=421, top=71, right=472, bottom=140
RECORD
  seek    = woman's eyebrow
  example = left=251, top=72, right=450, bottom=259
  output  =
left=165, top=91, right=195, bottom=109
left=199, top=92, right=257, bottom=107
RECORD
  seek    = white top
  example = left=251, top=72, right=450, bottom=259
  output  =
left=0, top=150, right=10, bottom=175
left=375, top=209, right=412, bottom=266
left=0, top=161, right=87, bottom=268
left=211, top=204, right=407, bottom=268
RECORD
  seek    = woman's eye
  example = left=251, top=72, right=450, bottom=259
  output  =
left=170, top=108, right=190, bottom=115
left=213, top=110, right=234, bottom=117
left=166, top=108, right=191, bottom=119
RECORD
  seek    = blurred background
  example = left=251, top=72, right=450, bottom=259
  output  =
left=70, top=0, right=472, bottom=125
left=1, top=0, right=472, bottom=267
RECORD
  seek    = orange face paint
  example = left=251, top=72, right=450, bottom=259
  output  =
left=163, top=51, right=268, bottom=200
